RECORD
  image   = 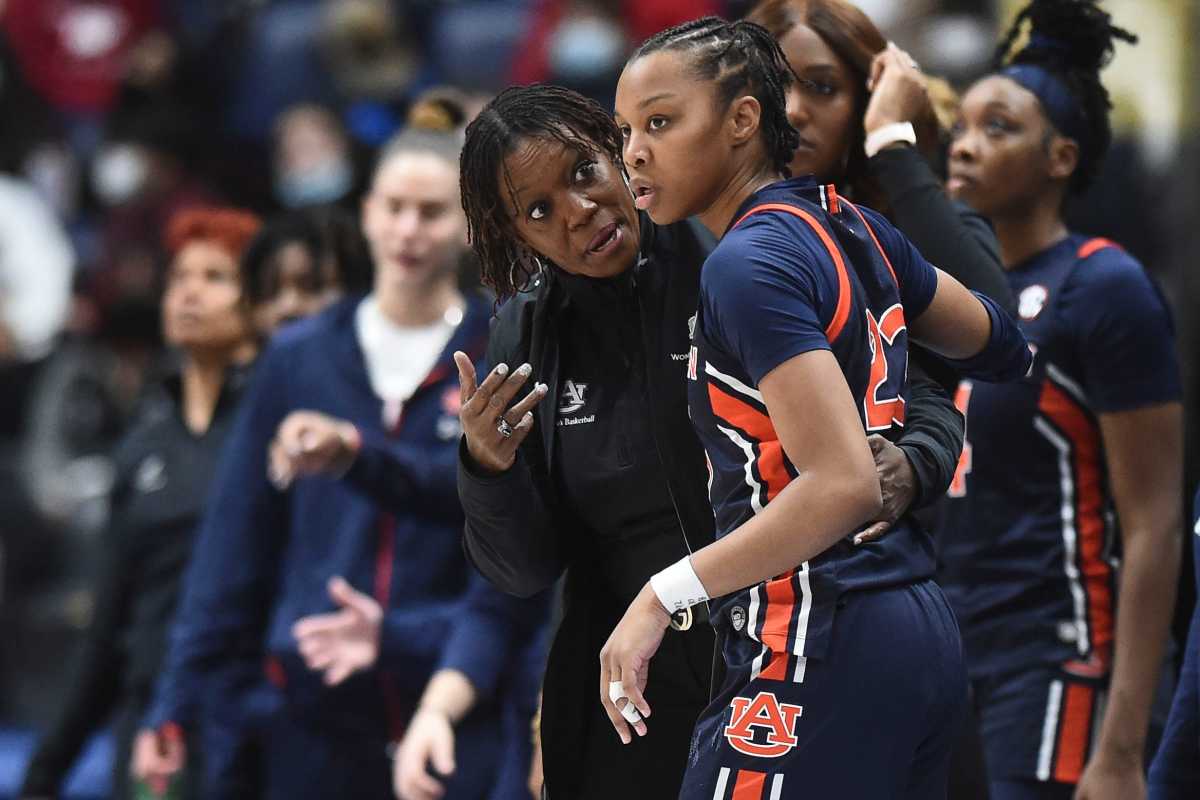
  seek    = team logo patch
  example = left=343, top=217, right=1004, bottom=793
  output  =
left=687, top=347, right=698, bottom=381
left=134, top=455, right=167, bottom=493
left=1019, top=284, right=1049, bottom=320
left=558, top=380, right=588, bottom=414
left=730, top=606, right=746, bottom=632
left=724, top=691, right=803, bottom=758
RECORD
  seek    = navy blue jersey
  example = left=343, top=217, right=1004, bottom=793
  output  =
left=940, top=235, right=1181, bottom=679
left=687, top=176, right=938, bottom=673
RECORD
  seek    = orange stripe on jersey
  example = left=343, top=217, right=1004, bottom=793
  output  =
left=1038, top=381, right=1115, bottom=657
left=732, top=769, right=767, bottom=800
left=845, top=201, right=900, bottom=287
left=758, top=569, right=798, bottom=680
left=708, top=383, right=790, bottom=501
left=825, top=184, right=840, bottom=214
left=731, top=202, right=852, bottom=343
left=1076, top=237, right=1121, bottom=260
left=1053, top=682, right=1095, bottom=783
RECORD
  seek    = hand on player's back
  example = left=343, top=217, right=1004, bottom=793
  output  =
left=854, top=435, right=918, bottom=545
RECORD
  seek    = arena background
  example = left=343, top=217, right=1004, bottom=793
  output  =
left=0, top=0, right=1195, bottom=796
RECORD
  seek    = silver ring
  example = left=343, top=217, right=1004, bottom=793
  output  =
left=497, top=418, right=514, bottom=438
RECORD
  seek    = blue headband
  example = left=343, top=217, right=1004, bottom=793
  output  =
left=1000, top=62, right=1091, bottom=155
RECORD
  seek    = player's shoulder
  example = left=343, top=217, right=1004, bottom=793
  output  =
left=1064, top=235, right=1153, bottom=295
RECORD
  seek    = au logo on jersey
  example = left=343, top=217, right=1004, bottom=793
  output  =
left=558, top=380, right=588, bottom=414
left=724, top=691, right=803, bottom=758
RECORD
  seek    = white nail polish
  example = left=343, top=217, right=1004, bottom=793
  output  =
left=496, top=363, right=508, bottom=375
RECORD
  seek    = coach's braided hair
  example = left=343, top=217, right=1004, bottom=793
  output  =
left=460, top=85, right=623, bottom=300
left=632, top=16, right=801, bottom=179
left=995, top=0, right=1136, bottom=192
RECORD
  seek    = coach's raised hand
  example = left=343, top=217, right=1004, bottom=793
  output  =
left=454, top=351, right=547, bottom=474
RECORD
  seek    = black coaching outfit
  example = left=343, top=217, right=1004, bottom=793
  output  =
left=20, top=364, right=250, bottom=800
left=459, top=213, right=964, bottom=799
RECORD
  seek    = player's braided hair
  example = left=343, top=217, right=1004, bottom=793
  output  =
left=995, top=0, right=1136, bottom=192
left=460, top=85, right=623, bottom=300
left=631, top=16, right=801, bottom=180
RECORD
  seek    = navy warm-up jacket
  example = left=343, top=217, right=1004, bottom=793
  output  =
left=144, top=293, right=548, bottom=753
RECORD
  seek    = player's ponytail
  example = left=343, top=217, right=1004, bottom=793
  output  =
left=994, top=0, right=1136, bottom=192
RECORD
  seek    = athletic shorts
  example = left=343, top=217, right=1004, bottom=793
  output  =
left=680, top=579, right=967, bottom=799
left=973, top=660, right=1109, bottom=789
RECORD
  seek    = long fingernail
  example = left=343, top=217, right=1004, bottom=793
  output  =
left=496, top=363, right=508, bottom=375
left=517, top=363, right=531, bottom=376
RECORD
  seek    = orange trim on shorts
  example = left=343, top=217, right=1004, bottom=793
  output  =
left=758, top=570, right=798, bottom=681
left=1053, top=682, right=1095, bottom=783
left=732, top=202, right=852, bottom=343
left=732, top=769, right=767, bottom=799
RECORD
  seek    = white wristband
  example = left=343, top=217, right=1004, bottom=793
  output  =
left=864, top=121, right=917, bottom=159
left=650, top=556, right=709, bottom=613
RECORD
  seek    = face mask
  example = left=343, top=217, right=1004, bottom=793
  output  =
left=547, top=17, right=626, bottom=80
left=91, top=144, right=149, bottom=206
left=275, top=157, right=354, bottom=208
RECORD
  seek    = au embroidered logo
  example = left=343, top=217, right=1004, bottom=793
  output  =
left=559, top=380, right=588, bottom=414
left=724, top=691, right=803, bottom=758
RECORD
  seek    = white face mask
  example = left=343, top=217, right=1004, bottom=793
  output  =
left=91, top=144, right=149, bottom=206
left=547, top=16, right=627, bottom=80
left=274, top=157, right=355, bottom=208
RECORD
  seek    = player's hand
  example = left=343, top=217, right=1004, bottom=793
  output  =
left=1073, top=749, right=1146, bottom=800
left=863, top=42, right=930, bottom=137
left=292, top=576, right=382, bottom=685
left=455, top=352, right=547, bottom=474
left=855, top=435, right=918, bottom=545
left=131, top=725, right=186, bottom=795
left=268, top=410, right=359, bottom=490
left=599, top=584, right=671, bottom=744
left=393, top=708, right=457, bottom=800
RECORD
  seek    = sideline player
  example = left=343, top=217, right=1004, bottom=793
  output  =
left=941, top=1, right=1183, bottom=798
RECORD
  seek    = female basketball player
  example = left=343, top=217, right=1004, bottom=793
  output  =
left=454, top=84, right=969, bottom=797
left=747, top=4, right=1015, bottom=792
left=601, top=17, right=1031, bottom=797
left=940, top=2, right=1183, bottom=798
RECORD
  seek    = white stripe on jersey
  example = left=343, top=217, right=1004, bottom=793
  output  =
left=1034, top=417, right=1091, bottom=657
left=717, top=424, right=766, bottom=515
left=1036, top=680, right=1064, bottom=781
left=713, top=767, right=731, bottom=800
left=769, top=774, right=785, bottom=800
left=706, top=361, right=764, bottom=405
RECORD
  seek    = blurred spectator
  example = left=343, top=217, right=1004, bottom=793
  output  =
left=0, top=0, right=162, bottom=117
left=17, top=207, right=262, bottom=800
left=241, top=206, right=372, bottom=335
left=0, top=174, right=75, bottom=440
left=0, top=177, right=74, bottom=367
left=271, top=104, right=359, bottom=211
left=512, top=0, right=721, bottom=103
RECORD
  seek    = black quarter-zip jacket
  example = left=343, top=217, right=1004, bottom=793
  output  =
left=21, top=364, right=250, bottom=799
left=458, top=213, right=965, bottom=798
